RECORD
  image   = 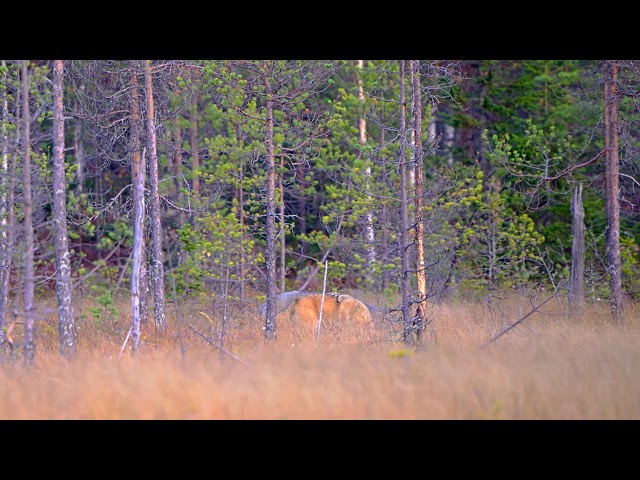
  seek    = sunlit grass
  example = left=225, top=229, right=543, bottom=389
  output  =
left=1, top=293, right=639, bottom=419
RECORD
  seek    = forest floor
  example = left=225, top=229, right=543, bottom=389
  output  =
left=0, top=290, right=638, bottom=419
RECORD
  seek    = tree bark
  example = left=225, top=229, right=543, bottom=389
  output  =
left=279, top=155, right=286, bottom=292
left=22, top=61, right=36, bottom=365
left=72, top=95, right=85, bottom=194
left=357, top=60, right=376, bottom=272
left=262, top=62, right=277, bottom=340
left=412, top=60, right=427, bottom=344
left=399, top=61, right=412, bottom=344
left=604, top=60, right=623, bottom=324
left=52, top=60, right=76, bottom=359
left=144, top=60, right=166, bottom=333
left=0, top=59, right=14, bottom=351
left=130, top=61, right=144, bottom=353
left=190, top=93, right=200, bottom=195
left=568, top=182, right=585, bottom=316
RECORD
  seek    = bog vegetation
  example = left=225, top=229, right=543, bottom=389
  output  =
left=1, top=292, right=638, bottom=419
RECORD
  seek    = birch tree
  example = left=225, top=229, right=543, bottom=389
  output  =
left=568, top=182, right=585, bottom=315
left=0, top=60, right=15, bottom=352
left=52, top=59, right=76, bottom=359
left=130, top=61, right=145, bottom=353
left=145, top=60, right=166, bottom=333
left=411, top=60, right=427, bottom=343
left=22, top=60, right=35, bottom=365
left=398, top=61, right=413, bottom=344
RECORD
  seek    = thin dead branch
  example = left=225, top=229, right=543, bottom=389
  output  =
left=187, top=324, right=248, bottom=365
left=480, top=291, right=559, bottom=349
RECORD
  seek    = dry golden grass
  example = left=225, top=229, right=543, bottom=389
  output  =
left=1, top=292, right=639, bottom=419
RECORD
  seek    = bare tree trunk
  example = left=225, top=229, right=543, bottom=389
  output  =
left=22, top=61, right=36, bottom=365
left=279, top=155, right=286, bottom=292
left=399, top=61, right=412, bottom=344
left=568, top=183, right=585, bottom=316
left=72, top=96, right=85, bottom=194
left=604, top=60, right=623, bottom=324
left=130, top=61, right=144, bottom=354
left=262, top=62, right=277, bottom=340
left=52, top=60, right=76, bottom=359
left=0, top=59, right=12, bottom=350
left=357, top=60, right=376, bottom=272
left=145, top=60, right=166, bottom=334
left=411, top=60, right=427, bottom=344
left=295, top=163, right=307, bottom=257
left=190, top=93, right=200, bottom=195
left=139, top=253, right=149, bottom=326
left=237, top=139, right=245, bottom=300
left=173, top=124, right=184, bottom=221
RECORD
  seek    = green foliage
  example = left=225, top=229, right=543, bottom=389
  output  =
left=87, top=288, right=118, bottom=331
left=175, top=211, right=262, bottom=299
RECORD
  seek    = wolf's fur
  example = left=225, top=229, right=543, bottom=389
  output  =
left=257, top=291, right=312, bottom=317
left=282, top=292, right=373, bottom=332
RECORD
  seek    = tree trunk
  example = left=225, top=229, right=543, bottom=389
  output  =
left=145, top=60, right=166, bottom=334
left=412, top=60, right=427, bottom=344
left=191, top=93, right=200, bottom=195
left=72, top=96, right=85, bottom=194
left=173, top=124, right=184, bottom=223
left=357, top=60, right=376, bottom=272
left=568, top=182, right=585, bottom=316
left=295, top=163, right=307, bottom=258
left=262, top=62, right=277, bottom=340
left=52, top=60, right=76, bottom=359
left=22, top=61, right=36, bottom=365
left=237, top=137, right=245, bottom=300
left=399, top=61, right=413, bottom=344
left=279, top=155, right=286, bottom=292
left=130, top=61, right=144, bottom=353
left=0, top=59, right=12, bottom=350
left=604, top=60, right=623, bottom=324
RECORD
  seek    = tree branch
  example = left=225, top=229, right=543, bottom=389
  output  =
left=480, top=291, right=559, bottom=349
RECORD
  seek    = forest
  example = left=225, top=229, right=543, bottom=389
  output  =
left=0, top=60, right=636, bottom=359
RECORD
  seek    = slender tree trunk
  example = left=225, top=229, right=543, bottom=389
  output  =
left=22, top=61, right=36, bottom=365
left=72, top=96, right=85, bottom=194
left=237, top=137, right=245, bottom=300
left=357, top=60, right=376, bottom=273
left=52, top=60, right=76, bottom=359
left=279, top=155, right=286, bottom=292
left=173, top=124, right=184, bottom=221
left=399, top=61, right=412, bottom=344
left=139, top=250, right=149, bottom=326
left=568, top=182, right=585, bottom=316
left=604, top=60, right=623, bottom=324
left=145, top=60, right=166, bottom=334
left=412, top=60, right=427, bottom=344
left=191, top=93, right=200, bottom=195
left=295, top=163, right=307, bottom=257
left=0, top=59, right=14, bottom=351
left=130, top=61, right=144, bottom=353
left=262, top=62, right=277, bottom=340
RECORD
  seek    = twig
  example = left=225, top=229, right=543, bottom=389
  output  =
left=316, top=260, right=329, bottom=339
left=118, top=327, right=132, bottom=360
left=480, top=291, right=559, bottom=349
left=187, top=324, right=248, bottom=365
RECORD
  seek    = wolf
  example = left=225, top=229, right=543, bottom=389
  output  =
left=257, top=290, right=311, bottom=318
left=280, top=292, right=373, bottom=333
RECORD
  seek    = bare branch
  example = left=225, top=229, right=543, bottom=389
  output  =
left=187, top=324, right=248, bottom=365
left=480, top=291, right=560, bottom=349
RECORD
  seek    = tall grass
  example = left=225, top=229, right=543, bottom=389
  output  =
left=1, top=293, right=638, bottom=419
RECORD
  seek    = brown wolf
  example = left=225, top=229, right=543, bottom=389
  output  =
left=282, top=292, right=373, bottom=334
